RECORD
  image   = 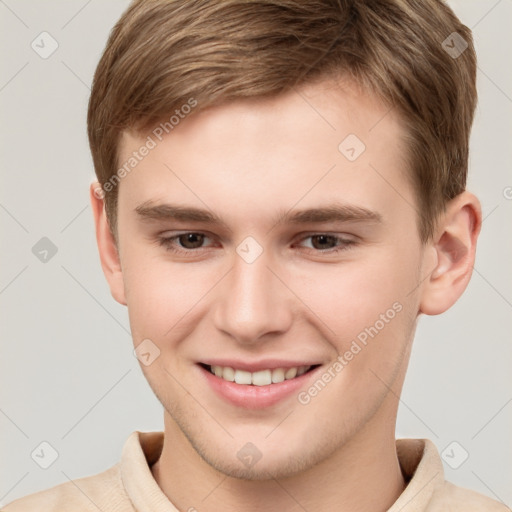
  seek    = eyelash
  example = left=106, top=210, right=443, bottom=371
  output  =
left=157, top=232, right=357, bottom=256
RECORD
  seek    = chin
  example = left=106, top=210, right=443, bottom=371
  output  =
left=197, top=445, right=321, bottom=481
left=183, top=420, right=344, bottom=481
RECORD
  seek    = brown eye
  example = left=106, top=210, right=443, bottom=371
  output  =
left=310, top=234, right=338, bottom=250
left=158, top=231, right=216, bottom=254
left=178, top=233, right=205, bottom=249
left=297, top=233, right=356, bottom=254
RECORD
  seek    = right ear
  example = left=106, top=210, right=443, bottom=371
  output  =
left=90, top=183, right=127, bottom=305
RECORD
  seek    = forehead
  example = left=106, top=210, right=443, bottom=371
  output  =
left=116, top=80, right=413, bottom=229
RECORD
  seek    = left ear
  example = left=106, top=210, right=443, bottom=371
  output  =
left=419, top=191, right=482, bottom=315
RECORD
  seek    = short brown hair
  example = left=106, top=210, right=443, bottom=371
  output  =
left=87, top=0, right=477, bottom=242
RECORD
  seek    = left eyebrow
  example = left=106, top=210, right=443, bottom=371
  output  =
left=274, top=204, right=383, bottom=226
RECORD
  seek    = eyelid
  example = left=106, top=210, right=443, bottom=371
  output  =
left=306, top=231, right=355, bottom=239
left=294, top=231, right=357, bottom=244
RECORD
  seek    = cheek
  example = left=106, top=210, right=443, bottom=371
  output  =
left=121, top=243, right=224, bottom=342
left=290, top=244, right=421, bottom=353
left=298, top=251, right=418, bottom=330
left=290, top=251, right=419, bottom=413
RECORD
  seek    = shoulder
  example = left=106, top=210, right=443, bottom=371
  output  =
left=395, top=439, right=510, bottom=511
left=2, top=464, right=132, bottom=512
left=430, top=481, right=511, bottom=511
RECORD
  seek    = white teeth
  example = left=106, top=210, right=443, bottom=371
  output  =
left=234, top=369, right=252, bottom=385
left=222, top=366, right=235, bottom=382
left=271, top=368, right=285, bottom=383
left=252, top=369, right=272, bottom=386
left=284, top=367, right=297, bottom=379
left=208, top=364, right=312, bottom=385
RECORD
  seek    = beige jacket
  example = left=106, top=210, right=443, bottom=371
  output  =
left=3, top=432, right=509, bottom=511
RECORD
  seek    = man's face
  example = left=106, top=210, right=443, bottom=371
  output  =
left=113, top=80, right=429, bottom=478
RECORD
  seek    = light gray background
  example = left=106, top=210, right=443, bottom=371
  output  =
left=1, top=0, right=511, bottom=507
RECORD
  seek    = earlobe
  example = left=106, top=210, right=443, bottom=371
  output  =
left=90, top=183, right=127, bottom=305
left=419, top=192, right=482, bottom=316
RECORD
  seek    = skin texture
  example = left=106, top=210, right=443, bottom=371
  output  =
left=91, top=80, right=481, bottom=512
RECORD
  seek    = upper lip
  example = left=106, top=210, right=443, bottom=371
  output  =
left=199, top=359, right=322, bottom=372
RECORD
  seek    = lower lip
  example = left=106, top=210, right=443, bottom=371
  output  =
left=198, top=365, right=320, bottom=409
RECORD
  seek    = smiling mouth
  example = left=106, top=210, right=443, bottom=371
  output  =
left=200, top=363, right=320, bottom=386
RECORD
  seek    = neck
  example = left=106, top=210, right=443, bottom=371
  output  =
left=152, top=405, right=406, bottom=512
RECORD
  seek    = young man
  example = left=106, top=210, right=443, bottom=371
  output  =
left=4, top=0, right=509, bottom=511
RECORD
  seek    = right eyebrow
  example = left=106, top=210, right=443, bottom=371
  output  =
left=135, top=202, right=223, bottom=224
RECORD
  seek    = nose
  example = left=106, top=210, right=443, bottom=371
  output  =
left=213, top=248, right=293, bottom=345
